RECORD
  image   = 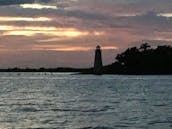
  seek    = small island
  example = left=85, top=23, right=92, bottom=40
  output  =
left=1, top=43, right=172, bottom=75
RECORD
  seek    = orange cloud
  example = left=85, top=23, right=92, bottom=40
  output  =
left=0, top=25, right=105, bottom=39
left=31, top=44, right=118, bottom=52
left=0, top=16, right=52, bottom=22
left=20, top=3, right=57, bottom=9
left=1, top=25, right=89, bottom=37
left=158, top=13, right=172, bottom=17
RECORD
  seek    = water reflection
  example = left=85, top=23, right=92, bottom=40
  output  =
left=0, top=73, right=171, bottom=129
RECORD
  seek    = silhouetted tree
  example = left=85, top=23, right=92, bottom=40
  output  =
left=139, top=43, right=151, bottom=51
left=104, top=43, right=172, bottom=74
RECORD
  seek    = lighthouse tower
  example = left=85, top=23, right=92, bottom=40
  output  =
left=94, top=45, right=103, bottom=75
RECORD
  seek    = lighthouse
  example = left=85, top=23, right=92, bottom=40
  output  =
left=94, top=45, right=103, bottom=75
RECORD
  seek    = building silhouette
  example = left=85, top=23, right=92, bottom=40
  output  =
left=94, top=45, right=103, bottom=75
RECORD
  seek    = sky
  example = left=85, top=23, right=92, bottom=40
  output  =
left=0, top=0, right=172, bottom=68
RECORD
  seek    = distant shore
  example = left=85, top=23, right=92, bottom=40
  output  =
left=1, top=43, right=172, bottom=75
left=1, top=67, right=172, bottom=75
left=0, top=67, right=91, bottom=73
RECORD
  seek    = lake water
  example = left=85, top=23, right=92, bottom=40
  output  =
left=0, top=73, right=171, bottom=129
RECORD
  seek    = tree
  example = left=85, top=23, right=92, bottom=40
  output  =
left=109, top=43, right=172, bottom=74
left=139, top=43, right=151, bottom=51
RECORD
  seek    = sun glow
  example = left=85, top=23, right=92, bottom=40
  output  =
left=103, top=46, right=118, bottom=50
left=34, top=47, right=92, bottom=51
left=158, top=13, right=172, bottom=17
left=31, top=44, right=118, bottom=52
left=0, top=26, right=62, bottom=31
left=93, top=31, right=104, bottom=36
left=0, top=16, right=52, bottom=22
left=0, top=25, right=89, bottom=37
left=31, top=44, right=92, bottom=51
left=3, top=30, right=89, bottom=37
left=20, top=3, right=57, bottom=9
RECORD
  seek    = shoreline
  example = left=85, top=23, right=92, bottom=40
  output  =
left=0, top=70, right=172, bottom=75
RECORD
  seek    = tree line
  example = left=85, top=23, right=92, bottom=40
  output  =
left=104, top=43, right=172, bottom=74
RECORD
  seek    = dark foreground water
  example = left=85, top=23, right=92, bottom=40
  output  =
left=0, top=73, right=171, bottom=129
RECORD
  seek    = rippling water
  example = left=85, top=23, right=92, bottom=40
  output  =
left=0, top=73, right=172, bottom=129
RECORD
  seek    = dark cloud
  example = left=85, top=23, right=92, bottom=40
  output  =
left=0, top=0, right=35, bottom=5
left=124, top=12, right=172, bottom=32
left=0, top=0, right=53, bottom=6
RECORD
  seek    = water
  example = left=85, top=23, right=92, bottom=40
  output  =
left=0, top=73, right=171, bottom=129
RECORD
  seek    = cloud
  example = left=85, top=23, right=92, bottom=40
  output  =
left=20, top=3, right=57, bottom=9
left=0, top=0, right=56, bottom=6
left=0, top=0, right=172, bottom=67
left=0, top=16, right=52, bottom=21
left=0, top=0, right=35, bottom=5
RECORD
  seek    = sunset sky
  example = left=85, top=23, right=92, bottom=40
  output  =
left=0, top=0, right=172, bottom=68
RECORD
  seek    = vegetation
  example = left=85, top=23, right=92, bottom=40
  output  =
left=104, top=43, right=172, bottom=74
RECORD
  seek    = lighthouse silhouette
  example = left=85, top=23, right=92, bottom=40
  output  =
left=94, top=45, right=103, bottom=75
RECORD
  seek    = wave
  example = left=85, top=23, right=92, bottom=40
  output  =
left=79, top=127, right=114, bottom=129
left=51, top=106, right=112, bottom=113
left=23, top=126, right=115, bottom=129
left=14, top=107, right=39, bottom=112
left=148, top=120, right=172, bottom=125
left=153, top=104, right=169, bottom=107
